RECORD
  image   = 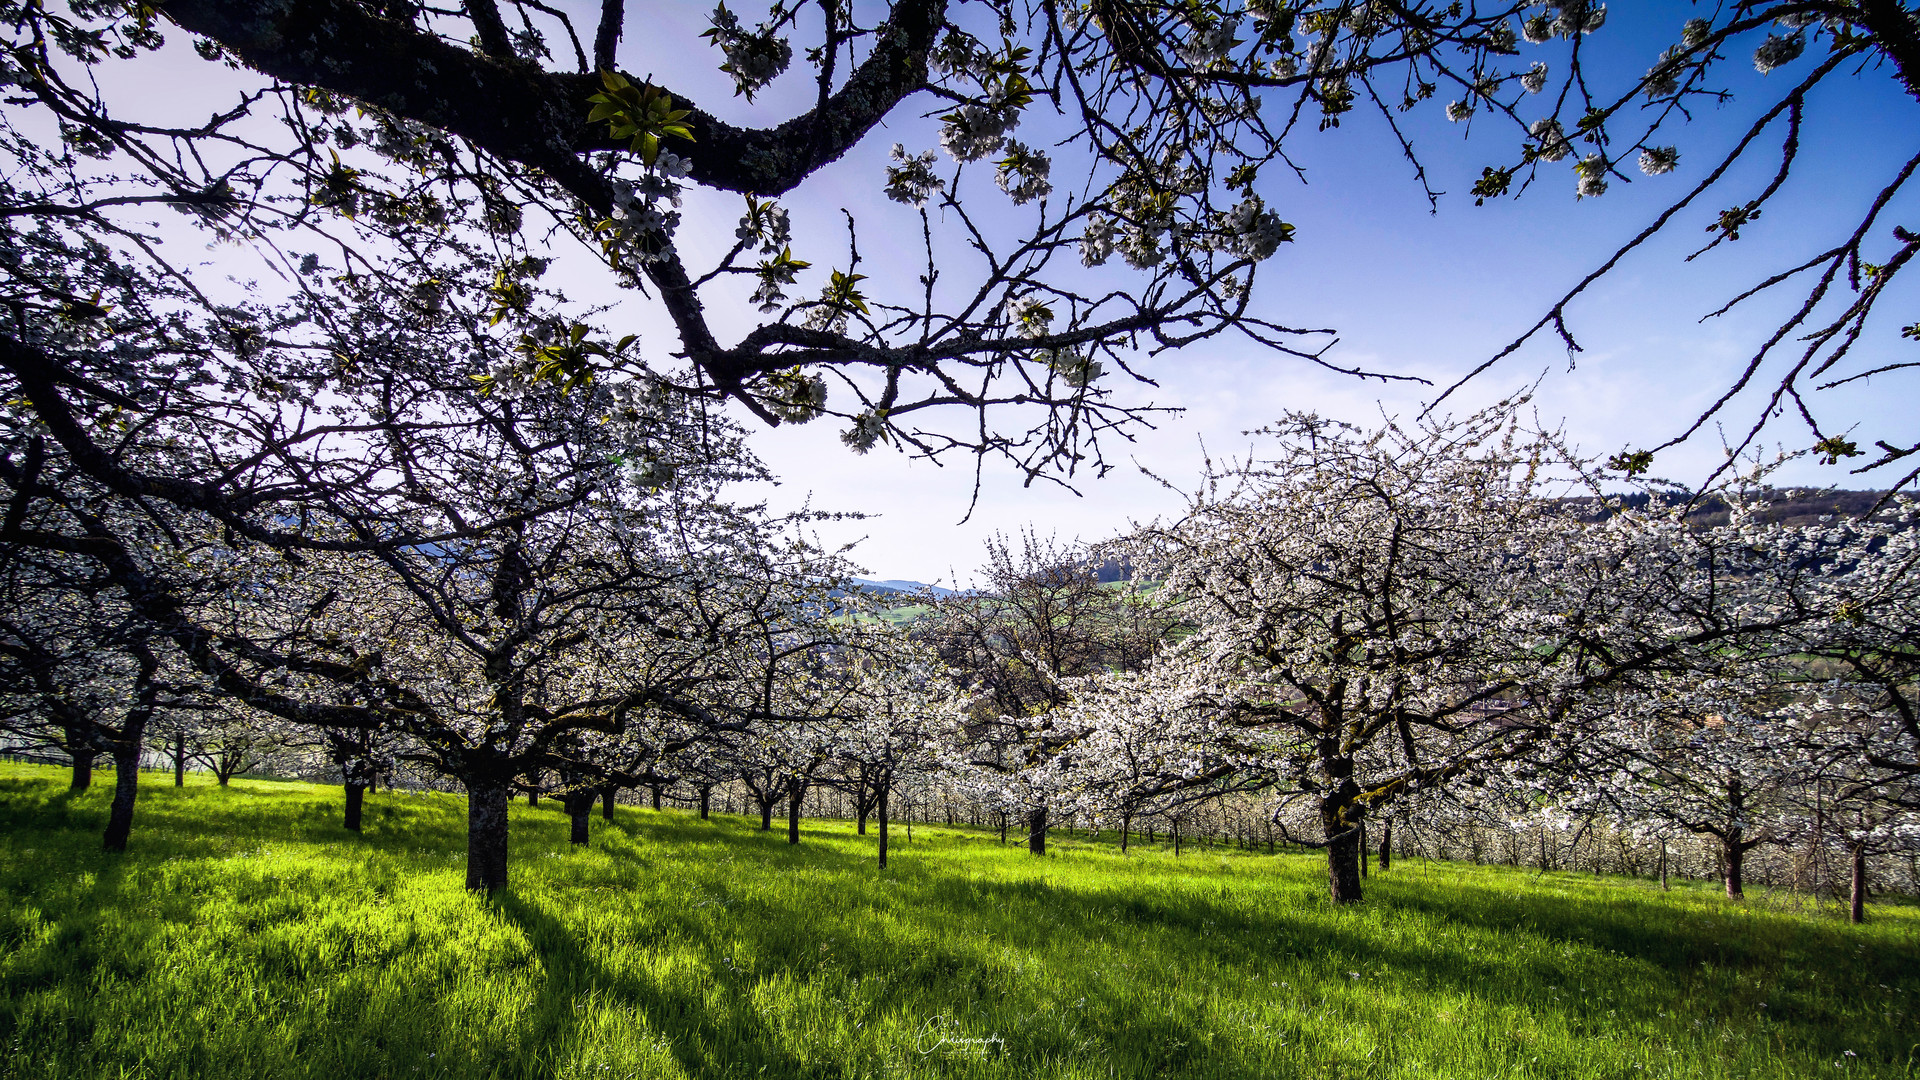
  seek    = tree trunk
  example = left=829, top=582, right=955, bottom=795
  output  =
left=565, top=791, right=594, bottom=846
left=1378, top=820, right=1392, bottom=872
left=877, top=780, right=890, bottom=869
left=70, top=748, right=96, bottom=791
left=102, top=745, right=140, bottom=852
left=1027, top=805, right=1047, bottom=856
left=1721, top=833, right=1746, bottom=900
left=650, top=784, right=663, bottom=811
left=1361, top=823, right=1369, bottom=878
left=1850, top=842, right=1867, bottom=924
left=344, top=783, right=366, bottom=832
left=1173, top=818, right=1182, bottom=856
left=787, top=780, right=803, bottom=844
left=1660, top=838, right=1670, bottom=891
left=759, top=798, right=773, bottom=831
left=466, top=779, right=511, bottom=895
left=1120, top=813, right=1131, bottom=854
left=698, top=785, right=711, bottom=819
left=174, top=731, right=185, bottom=787
left=1321, top=782, right=1365, bottom=904
left=998, top=811, right=1007, bottom=843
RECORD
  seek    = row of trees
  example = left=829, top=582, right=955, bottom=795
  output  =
left=1, top=0, right=1917, bottom=908
left=7, top=362, right=1919, bottom=913
left=953, top=408, right=1920, bottom=908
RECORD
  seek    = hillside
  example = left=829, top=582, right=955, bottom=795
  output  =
left=2, top=765, right=1915, bottom=1079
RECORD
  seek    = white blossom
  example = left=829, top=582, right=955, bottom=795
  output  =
left=884, top=144, right=945, bottom=207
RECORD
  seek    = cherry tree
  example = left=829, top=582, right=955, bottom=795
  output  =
left=823, top=632, right=972, bottom=867
left=930, top=532, right=1170, bottom=854
left=1114, top=404, right=1859, bottom=902
left=0, top=547, right=172, bottom=849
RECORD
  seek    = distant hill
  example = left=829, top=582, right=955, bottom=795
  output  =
left=847, top=578, right=962, bottom=599
left=1569, top=489, right=1902, bottom=528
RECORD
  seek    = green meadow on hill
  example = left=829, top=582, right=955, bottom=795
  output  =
left=1, top=764, right=1915, bottom=1080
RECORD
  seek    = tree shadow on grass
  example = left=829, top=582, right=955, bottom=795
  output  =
left=496, top=889, right=825, bottom=1080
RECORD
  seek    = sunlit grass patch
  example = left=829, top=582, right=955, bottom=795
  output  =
left=2, top=764, right=1915, bottom=1079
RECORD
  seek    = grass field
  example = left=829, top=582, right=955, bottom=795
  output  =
left=2, top=764, right=1916, bottom=1080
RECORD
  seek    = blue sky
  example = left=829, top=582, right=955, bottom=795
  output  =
left=645, top=2, right=1918, bottom=584
left=125, top=2, right=1920, bottom=585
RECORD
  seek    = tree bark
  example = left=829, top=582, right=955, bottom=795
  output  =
left=1322, top=785, right=1365, bottom=904
left=102, top=744, right=140, bottom=852
left=1120, top=813, right=1131, bottom=854
left=173, top=731, right=185, bottom=787
left=70, top=748, right=96, bottom=791
left=697, top=785, right=711, bottom=819
left=759, top=798, right=773, bottom=831
left=602, top=782, right=618, bottom=820
left=877, top=779, right=890, bottom=869
left=1850, top=842, right=1867, bottom=924
left=1721, top=832, right=1746, bottom=900
left=344, top=783, right=366, bottom=832
left=1361, top=823, right=1369, bottom=878
left=650, top=784, right=663, bottom=811
left=787, top=779, right=803, bottom=844
left=466, top=779, right=511, bottom=895
left=1659, top=838, right=1670, bottom=891
left=1027, top=805, right=1047, bottom=856
left=1378, top=820, right=1392, bottom=872
left=565, top=791, right=594, bottom=846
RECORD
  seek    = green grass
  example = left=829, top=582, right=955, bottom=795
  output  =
left=2, top=764, right=1916, bottom=1080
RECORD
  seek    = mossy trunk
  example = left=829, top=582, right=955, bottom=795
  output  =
left=466, top=779, right=511, bottom=895
left=1321, top=782, right=1365, bottom=905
